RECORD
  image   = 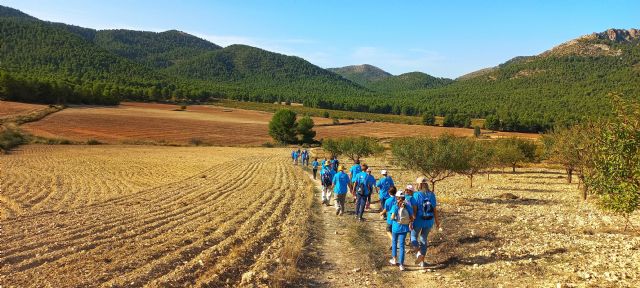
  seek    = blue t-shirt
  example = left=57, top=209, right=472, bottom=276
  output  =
left=413, top=190, right=437, bottom=229
left=332, top=172, right=350, bottom=195
left=349, top=165, right=362, bottom=182
left=376, top=176, right=395, bottom=200
left=312, top=160, right=319, bottom=168
left=384, top=197, right=396, bottom=224
left=354, top=172, right=376, bottom=195
left=321, top=160, right=327, bottom=168
left=293, top=152, right=298, bottom=159
left=390, top=204, right=413, bottom=234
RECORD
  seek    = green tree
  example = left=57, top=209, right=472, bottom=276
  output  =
left=422, top=114, right=435, bottom=126
left=322, top=138, right=341, bottom=158
left=585, top=96, right=640, bottom=225
left=297, top=115, right=316, bottom=144
left=268, top=109, right=298, bottom=144
left=334, top=136, right=384, bottom=163
left=542, top=125, right=591, bottom=185
left=494, top=138, right=526, bottom=173
left=391, top=135, right=468, bottom=192
left=458, top=140, right=494, bottom=187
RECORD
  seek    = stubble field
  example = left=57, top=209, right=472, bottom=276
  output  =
left=0, top=145, right=314, bottom=287
left=0, top=101, right=47, bottom=119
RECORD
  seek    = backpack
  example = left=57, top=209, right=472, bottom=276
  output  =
left=322, top=171, right=332, bottom=186
left=397, top=207, right=411, bottom=225
left=355, top=177, right=366, bottom=196
left=420, top=193, right=434, bottom=220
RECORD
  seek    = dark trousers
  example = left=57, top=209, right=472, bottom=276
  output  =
left=356, top=193, right=368, bottom=219
left=312, top=168, right=318, bottom=179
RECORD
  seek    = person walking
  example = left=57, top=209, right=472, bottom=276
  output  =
left=331, top=157, right=339, bottom=172
left=312, top=158, right=320, bottom=180
left=349, top=160, right=362, bottom=202
left=293, top=150, right=299, bottom=165
left=291, top=150, right=296, bottom=165
left=376, top=170, right=395, bottom=213
left=411, top=177, right=440, bottom=267
left=389, top=190, right=414, bottom=271
left=331, top=165, right=351, bottom=215
left=379, top=186, right=397, bottom=242
left=365, top=167, right=376, bottom=210
left=320, top=163, right=336, bottom=205
left=353, top=164, right=375, bottom=221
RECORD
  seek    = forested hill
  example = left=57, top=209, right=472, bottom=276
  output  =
left=0, top=5, right=371, bottom=105
left=1, top=4, right=639, bottom=133
left=328, top=64, right=392, bottom=86
left=329, top=65, right=453, bottom=92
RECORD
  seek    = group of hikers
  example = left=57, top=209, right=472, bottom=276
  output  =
left=291, top=148, right=311, bottom=166
left=292, top=151, right=440, bottom=272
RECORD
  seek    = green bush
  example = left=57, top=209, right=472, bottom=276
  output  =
left=0, top=125, right=26, bottom=151
left=297, top=115, right=316, bottom=144
left=86, top=139, right=102, bottom=145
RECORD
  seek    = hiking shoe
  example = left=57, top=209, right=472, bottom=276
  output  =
left=358, top=217, right=365, bottom=222
left=399, top=265, right=405, bottom=271
left=335, top=209, right=340, bottom=216
left=389, top=258, right=397, bottom=266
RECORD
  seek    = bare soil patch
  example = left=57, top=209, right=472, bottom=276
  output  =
left=22, top=102, right=536, bottom=146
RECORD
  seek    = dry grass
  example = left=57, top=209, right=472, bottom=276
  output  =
left=0, top=101, right=47, bottom=118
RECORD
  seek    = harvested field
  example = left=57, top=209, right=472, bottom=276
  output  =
left=0, top=145, right=315, bottom=287
left=22, top=102, right=536, bottom=146
left=0, top=101, right=47, bottom=119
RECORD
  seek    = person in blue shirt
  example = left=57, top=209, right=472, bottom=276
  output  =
left=321, top=157, right=327, bottom=169
left=379, top=186, right=397, bottom=242
left=389, top=190, right=414, bottom=271
left=349, top=160, right=361, bottom=183
left=411, top=177, right=440, bottom=267
left=312, top=158, right=320, bottom=180
left=293, top=150, right=299, bottom=165
left=291, top=150, right=296, bottom=164
left=331, top=157, right=339, bottom=172
left=331, top=165, right=351, bottom=216
left=320, top=163, right=336, bottom=205
left=353, top=164, right=376, bottom=221
left=376, top=170, right=395, bottom=213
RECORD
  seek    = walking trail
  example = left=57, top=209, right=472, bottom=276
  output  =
left=299, top=166, right=440, bottom=287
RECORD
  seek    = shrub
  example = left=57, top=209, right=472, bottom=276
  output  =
left=332, top=117, right=340, bottom=125
left=422, top=114, right=436, bottom=126
left=323, top=111, right=330, bottom=118
left=474, top=126, right=481, bottom=138
left=189, top=138, right=204, bottom=146
left=86, top=139, right=102, bottom=145
left=179, top=105, right=187, bottom=111
left=0, top=125, right=26, bottom=151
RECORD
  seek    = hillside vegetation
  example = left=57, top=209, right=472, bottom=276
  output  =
left=0, top=5, right=638, bottom=132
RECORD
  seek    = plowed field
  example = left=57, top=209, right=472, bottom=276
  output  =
left=21, top=102, right=537, bottom=146
left=0, top=101, right=47, bottom=119
left=0, top=145, right=314, bottom=287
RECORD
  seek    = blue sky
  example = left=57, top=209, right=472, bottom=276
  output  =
left=3, top=0, right=639, bottom=78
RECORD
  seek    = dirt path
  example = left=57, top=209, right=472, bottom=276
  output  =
left=299, top=166, right=440, bottom=287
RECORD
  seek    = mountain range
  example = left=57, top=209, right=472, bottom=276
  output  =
left=0, top=5, right=638, bottom=132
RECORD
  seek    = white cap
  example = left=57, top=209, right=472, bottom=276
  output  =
left=405, top=184, right=415, bottom=192
left=395, top=191, right=405, bottom=198
left=381, top=170, right=388, bottom=175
